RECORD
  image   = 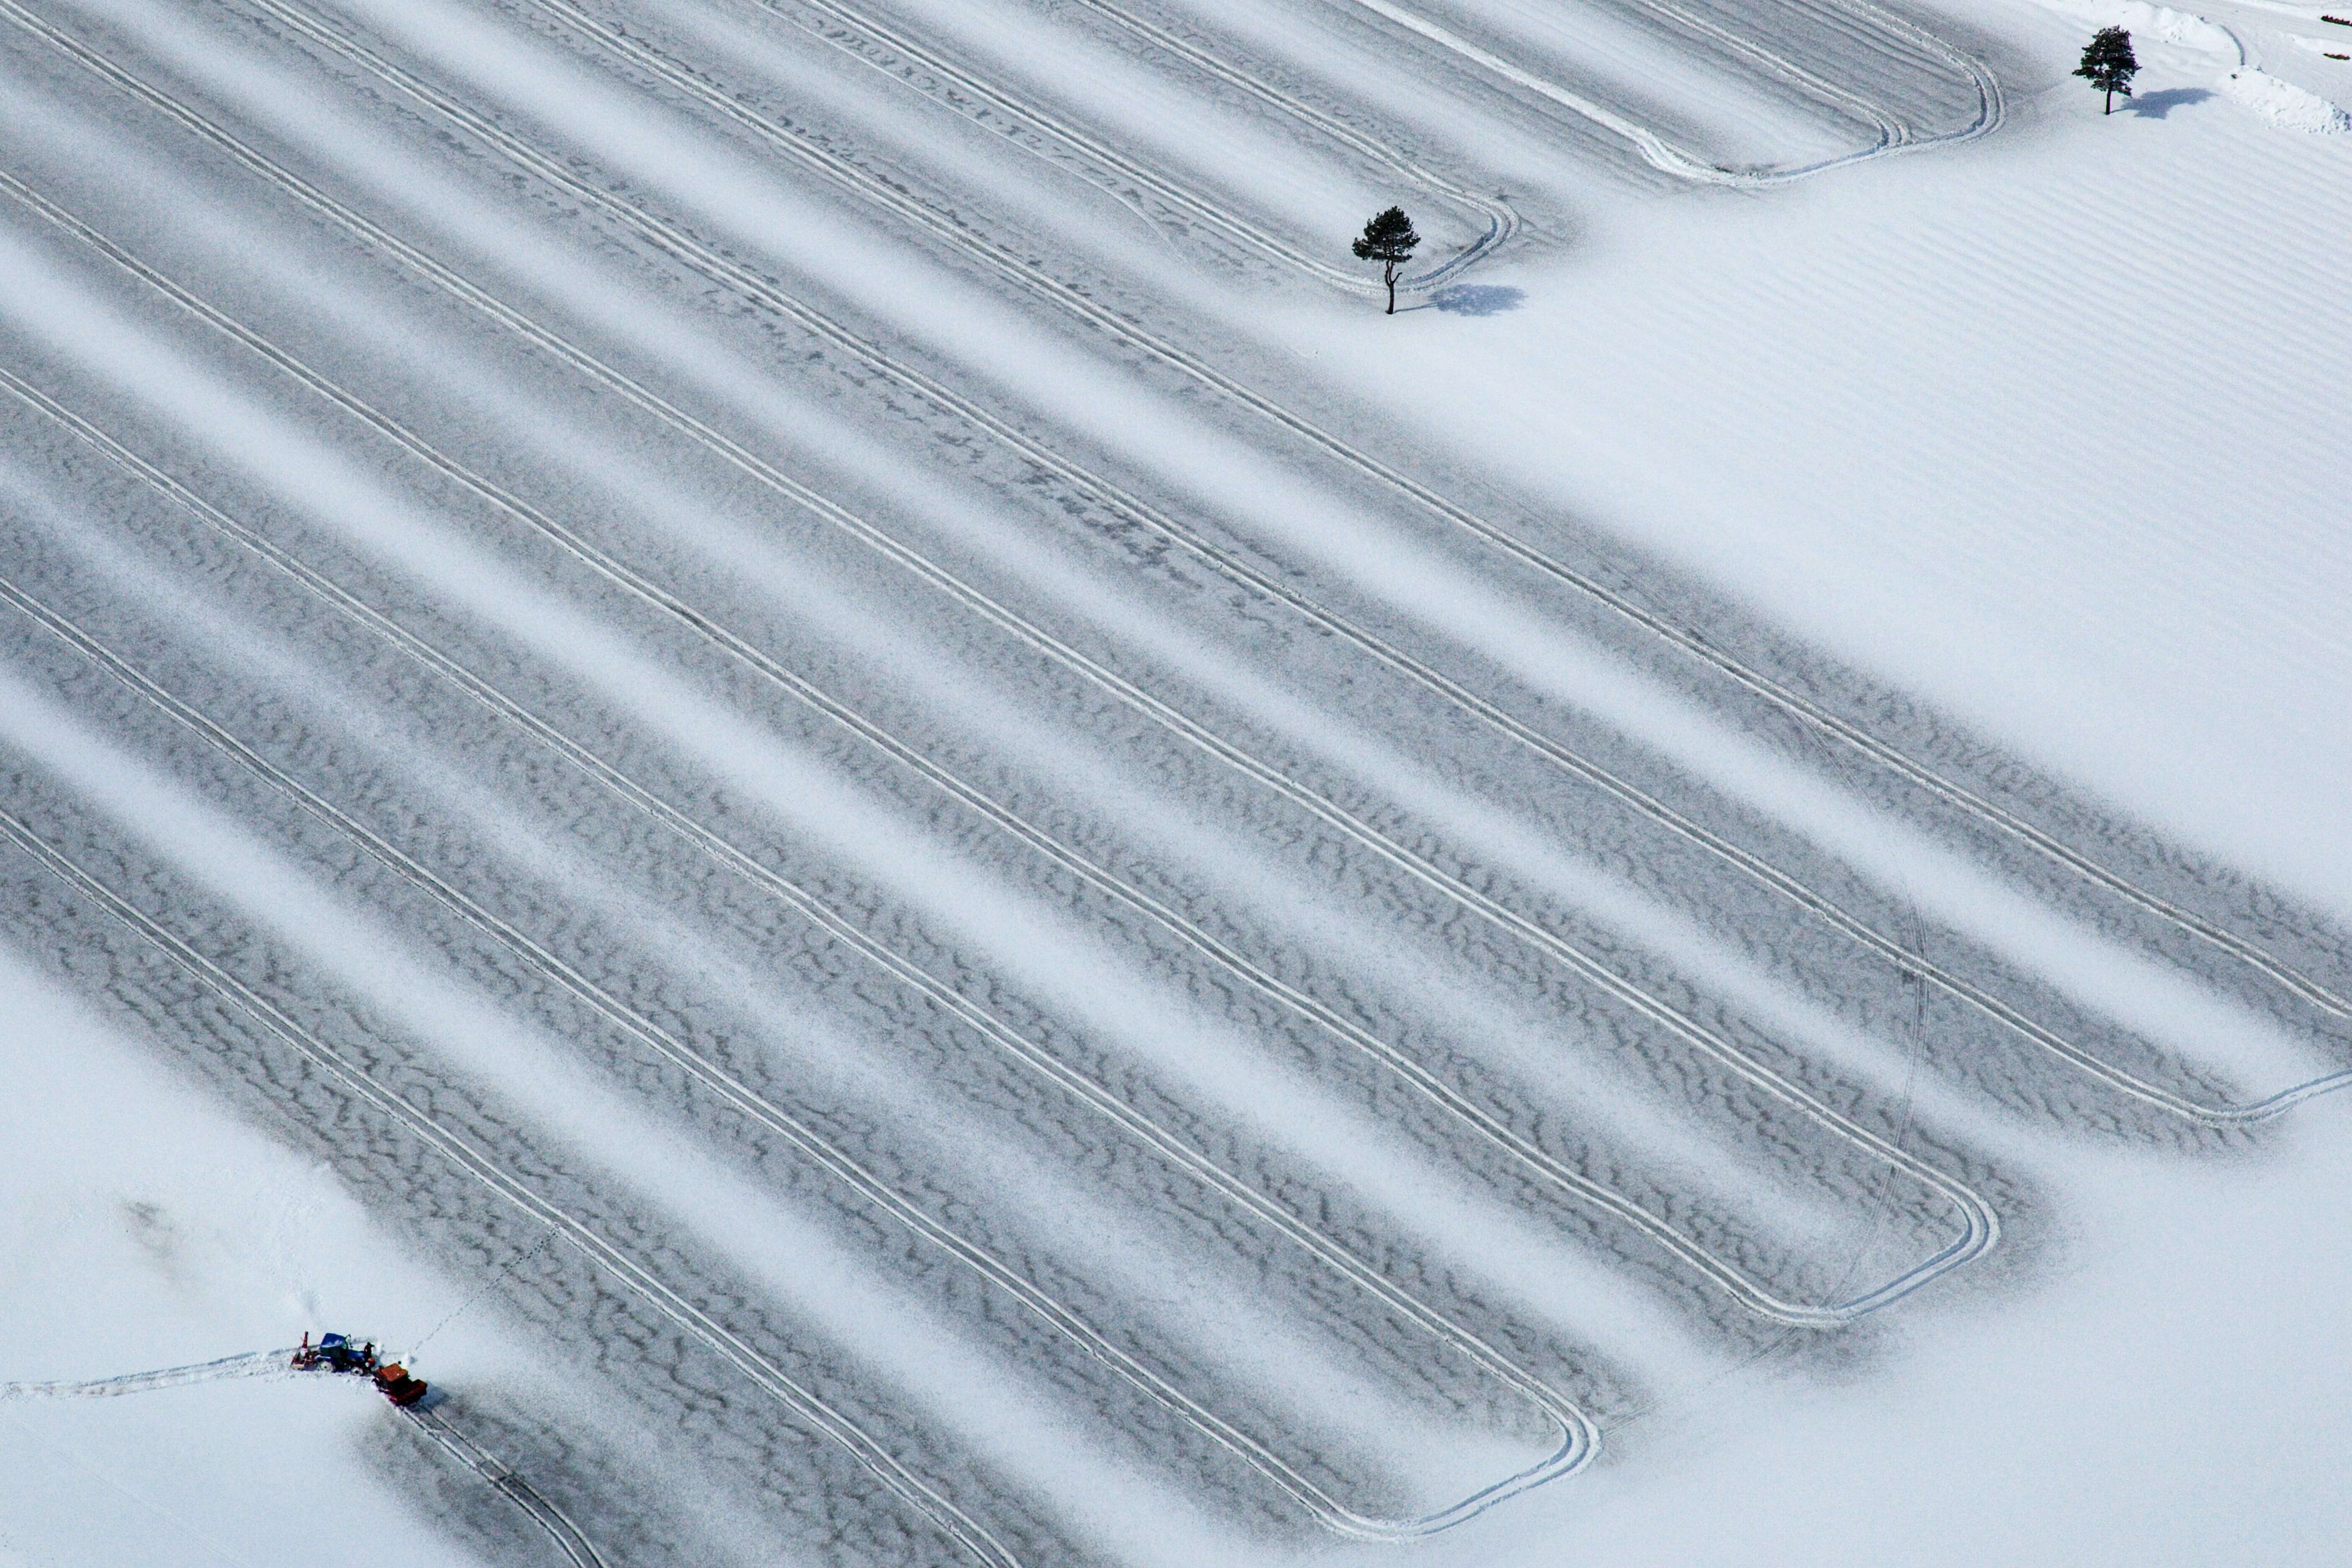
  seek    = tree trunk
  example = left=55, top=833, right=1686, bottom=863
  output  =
left=1385, top=262, right=1397, bottom=314
left=2104, top=86, right=2113, bottom=113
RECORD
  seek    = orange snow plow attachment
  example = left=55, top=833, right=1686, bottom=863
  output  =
left=293, top=1332, right=427, bottom=1406
left=373, top=1363, right=428, bottom=1408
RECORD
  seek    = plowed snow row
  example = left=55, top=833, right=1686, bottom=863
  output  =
left=2, top=1, right=2346, bottom=1564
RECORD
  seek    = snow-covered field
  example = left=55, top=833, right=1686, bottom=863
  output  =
left=2, top=0, right=2347, bottom=1563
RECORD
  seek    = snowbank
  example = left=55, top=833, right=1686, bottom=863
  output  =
left=2219, top=67, right=2352, bottom=131
left=2031, top=0, right=2241, bottom=57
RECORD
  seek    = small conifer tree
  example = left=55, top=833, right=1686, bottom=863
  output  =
left=2075, top=27, right=2140, bottom=114
left=1352, top=206, right=1421, bottom=315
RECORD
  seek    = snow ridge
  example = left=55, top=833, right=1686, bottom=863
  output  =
left=2219, top=67, right=2352, bottom=131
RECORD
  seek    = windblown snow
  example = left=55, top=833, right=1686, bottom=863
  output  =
left=1, top=0, right=2347, bottom=1564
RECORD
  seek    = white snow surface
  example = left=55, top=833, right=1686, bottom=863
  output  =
left=2, top=0, right=2349, bottom=1561
left=2030, top=0, right=2243, bottom=57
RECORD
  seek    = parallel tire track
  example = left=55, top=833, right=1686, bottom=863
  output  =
left=744, top=0, right=1407, bottom=294
left=57, top=0, right=2328, bottom=1125
left=0, top=553, right=1597, bottom=1537
left=180, top=0, right=2344, bottom=1129
left=202, top=0, right=2347, bottom=1130
left=490, top=0, right=2351, bottom=1026
left=402, top=1406, right=611, bottom=1568
left=1321, top=0, right=1984, bottom=185
left=0, top=802, right=1025, bottom=1568
left=0, top=354, right=1916, bottom=1349
left=0, top=116, right=1988, bottom=1323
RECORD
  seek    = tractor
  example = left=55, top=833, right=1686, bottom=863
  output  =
left=292, top=1332, right=429, bottom=1407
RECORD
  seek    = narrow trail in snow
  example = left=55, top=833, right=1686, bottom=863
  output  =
left=43, top=0, right=2340, bottom=1127
left=0, top=564, right=1601, bottom=1537
left=0, top=365, right=1899, bottom=1341
left=0, top=144, right=1992, bottom=1336
left=0, top=1349, right=296, bottom=1400
left=0, top=807, right=1026, bottom=1568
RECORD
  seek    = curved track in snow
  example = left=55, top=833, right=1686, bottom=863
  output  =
left=0, top=515, right=1604, bottom=1535
left=0, top=503, right=1609, bottom=1532
left=0, top=134, right=1994, bottom=1342
left=478, top=0, right=2345, bottom=1026
left=0, top=807, right=1026, bottom=1568
left=1323, top=0, right=2003, bottom=185
left=82, top=0, right=2342, bottom=1127
left=0, top=12, right=2009, bottom=1333
left=0, top=0, right=2341, bottom=1555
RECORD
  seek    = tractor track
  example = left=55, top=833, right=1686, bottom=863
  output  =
left=478, top=0, right=2350, bottom=1029
left=0, top=358, right=1924, bottom=1343
left=38, top=0, right=2334, bottom=1129
left=1049, top=0, right=1516, bottom=291
left=0, top=128, right=1992, bottom=1331
left=1318, top=0, right=1997, bottom=185
left=0, top=540, right=1603, bottom=1537
left=736, top=0, right=1447, bottom=296
left=402, top=1405, right=612, bottom=1568
left=0, top=802, right=1026, bottom=1568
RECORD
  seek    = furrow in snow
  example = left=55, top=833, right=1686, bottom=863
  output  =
left=64, top=0, right=2326, bottom=1127
left=0, top=136, right=1994, bottom=1332
left=452, top=0, right=2352, bottom=1029
left=0, top=799, right=1026, bottom=1568
left=0, top=527, right=1600, bottom=1536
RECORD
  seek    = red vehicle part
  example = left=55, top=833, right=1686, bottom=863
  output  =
left=374, top=1364, right=429, bottom=1408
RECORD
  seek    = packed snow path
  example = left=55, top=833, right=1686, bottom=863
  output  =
left=0, top=0, right=2348, bottom=1564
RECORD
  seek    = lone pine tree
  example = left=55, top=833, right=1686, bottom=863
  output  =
left=1352, top=206, right=1421, bottom=315
left=2076, top=27, right=2140, bottom=114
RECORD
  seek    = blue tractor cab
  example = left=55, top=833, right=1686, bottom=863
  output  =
left=291, top=1332, right=378, bottom=1375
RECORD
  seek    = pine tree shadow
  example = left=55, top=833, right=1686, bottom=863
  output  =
left=2129, top=87, right=2213, bottom=119
left=1423, top=283, right=1526, bottom=317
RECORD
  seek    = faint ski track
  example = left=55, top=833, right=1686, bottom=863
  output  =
left=0, top=809, right=1025, bottom=1568
left=0, top=129, right=1991, bottom=1331
left=402, top=1406, right=611, bottom=1568
left=0, top=556, right=1600, bottom=1534
left=39, top=0, right=2342, bottom=1119
left=476, top=0, right=2352, bottom=1029
left=0, top=1349, right=297, bottom=1400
